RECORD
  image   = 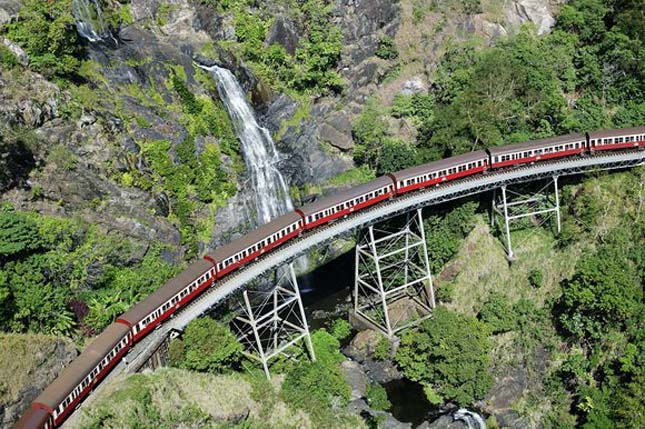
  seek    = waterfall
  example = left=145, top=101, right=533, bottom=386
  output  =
left=72, top=0, right=115, bottom=43
left=453, top=408, right=487, bottom=429
left=201, top=65, right=294, bottom=226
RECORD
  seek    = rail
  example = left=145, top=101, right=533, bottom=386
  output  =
left=61, top=149, right=643, bottom=427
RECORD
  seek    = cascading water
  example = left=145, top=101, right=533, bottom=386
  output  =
left=201, top=64, right=294, bottom=226
left=453, top=408, right=487, bottom=429
left=72, top=0, right=116, bottom=44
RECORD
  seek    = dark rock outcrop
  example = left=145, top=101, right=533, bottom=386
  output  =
left=266, top=15, right=300, bottom=55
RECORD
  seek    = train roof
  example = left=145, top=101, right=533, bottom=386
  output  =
left=487, top=133, right=586, bottom=157
left=297, top=176, right=394, bottom=217
left=34, top=323, right=130, bottom=409
left=588, top=126, right=645, bottom=139
left=391, top=151, right=488, bottom=182
left=14, top=406, right=50, bottom=429
left=207, top=211, right=302, bottom=263
left=118, top=258, right=213, bottom=325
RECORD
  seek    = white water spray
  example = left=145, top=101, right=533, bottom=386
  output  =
left=201, top=64, right=294, bottom=226
left=454, top=408, right=487, bottom=429
left=72, top=0, right=116, bottom=44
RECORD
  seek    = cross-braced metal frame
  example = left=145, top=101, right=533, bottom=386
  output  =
left=353, top=208, right=435, bottom=337
left=232, top=264, right=315, bottom=379
left=491, top=176, right=561, bottom=260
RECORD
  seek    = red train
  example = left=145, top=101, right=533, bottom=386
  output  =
left=15, top=127, right=644, bottom=429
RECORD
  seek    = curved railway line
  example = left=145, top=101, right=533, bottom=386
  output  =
left=60, top=148, right=645, bottom=428
left=15, top=126, right=645, bottom=429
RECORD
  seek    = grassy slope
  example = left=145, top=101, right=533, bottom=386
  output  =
left=0, top=333, right=77, bottom=405
left=436, top=168, right=643, bottom=425
left=72, top=368, right=363, bottom=429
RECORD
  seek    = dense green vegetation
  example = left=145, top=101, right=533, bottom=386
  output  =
left=200, top=0, right=343, bottom=95
left=166, top=320, right=359, bottom=428
left=3, top=0, right=83, bottom=79
left=353, top=0, right=644, bottom=163
left=0, top=204, right=181, bottom=337
left=169, top=316, right=243, bottom=372
left=396, top=306, right=493, bottom=406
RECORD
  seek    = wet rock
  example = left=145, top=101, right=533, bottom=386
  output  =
left=266, top=15, right=300, bottom=55
left=379, top=414, right=413, bottom=429
left=485, top=366, right=528, bottom=411
left=496, top=410, right=530, bottom=429
left=341, top=360, right=368, bottom=401
left=262, top=94, right=299, bottom=135
left=277, top=116, right=352, bottom=187
left=419, top=415, right=468, bottom=429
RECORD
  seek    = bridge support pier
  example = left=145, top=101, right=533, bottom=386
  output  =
left=232, top=264, right=315, bottom=379
left=491, top=176, right=561, bottom=260
left=353, top=209, right=435, bottom=338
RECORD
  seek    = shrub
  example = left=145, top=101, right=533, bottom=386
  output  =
left=5, top=0, right=84, bottom=79
left=280, top=330, right=351, bottom=426
left=0, top=45, right=19, bottom=69
left=377, top=138, right=418, bottom=175
left=375, top=36, right=398, bottom=60
left=329, top=318, right=352, bottom=341
left=172, top=317, right=243, bottom=373
left=528, top=269, right=544, bottom=288
left=478, top=292, right=516, bottom=334
left=373, top=336, right=391, bottom=361
left=396, top=306, right=493, bottom=406
left=367, top=383, right=391, bottom=411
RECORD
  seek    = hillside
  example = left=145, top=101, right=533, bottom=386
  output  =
left=0, top=0, right=642, bottom=428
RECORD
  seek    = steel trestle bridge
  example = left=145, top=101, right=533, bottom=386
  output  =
left=61, top=150, right=644, bottom=426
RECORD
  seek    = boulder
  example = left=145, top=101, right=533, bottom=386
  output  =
left=346, top=329, right=386, bottom=362
left=341, top=360, right=368, bottom=401
left=0, top=0, right=20, bottom=25
left=400, top=76, right=427, bottom=95
left=266, top=16, right=300, bottom=55
left=504, top=0, right=560, bottom=35
left=319, top=114, right=354, bottom=151
left=418, top=415, right=468, bottom=429
left=0, top=38, right=28, bottom=66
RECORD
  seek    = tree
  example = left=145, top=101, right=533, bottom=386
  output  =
left=478, top=292, right=516, bottom=334
left=376, top=139, right=418, bottom=175
left=558, top=241, right=640, bottom=341
left=396, top=306, right=493, bottom=406
left=173, top=317, right=243, bottom=372
left=5, top=0, right=84, bottom=79
left=0, top=208, right=42, bottom=261
left=329, top=318, right=351, bottom=341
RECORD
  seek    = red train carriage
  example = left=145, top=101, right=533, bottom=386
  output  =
left=14, top=126, right=644, bottom=429
left=487, top=133, right=586, bottom=169
left=207, top=212, right=304, bottom=278
left=17, top=323, right=132, bottom=429
left=390, top=151, right=489, bottom=194
left=297, top=177, right=395, bottom=230
left=14, top=406, right=52, bottom=429
left=117, top=259, right=215, bottom=341
left=588, top=127, right=645, bottom=151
